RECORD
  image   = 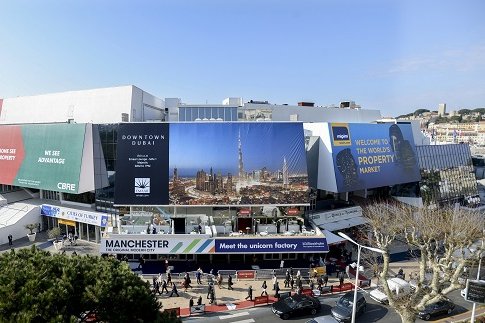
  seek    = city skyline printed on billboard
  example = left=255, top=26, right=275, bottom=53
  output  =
left=0, top=124, right=86, bottom=193
left=169, top=123, right=309, bottom=206
left=330, top=123, right=421, bottom=192
left=113, top=122, right=309, bottom=206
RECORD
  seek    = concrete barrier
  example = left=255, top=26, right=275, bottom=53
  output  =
left=254, top=295, right=269, bottom=305
left=164, top=307, right=180, bottom=317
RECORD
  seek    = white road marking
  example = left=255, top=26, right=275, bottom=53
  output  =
left=226, top=320, right=255, bottom=323
left=219, top=312, right=250, bottom=320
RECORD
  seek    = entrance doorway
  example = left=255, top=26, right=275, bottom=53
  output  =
left=173, top=218, right=186, bottom=234
left=237, top=217, right=252, bottom=234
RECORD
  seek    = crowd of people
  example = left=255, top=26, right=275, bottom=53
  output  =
left=147, top=264, right=349, bottom=310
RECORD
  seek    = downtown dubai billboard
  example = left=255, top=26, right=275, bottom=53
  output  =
left=114, top=122, right=309, bottom=206
left=329, top=123, right=421, bottom=192
left=0, top=124, right=87, bottom=193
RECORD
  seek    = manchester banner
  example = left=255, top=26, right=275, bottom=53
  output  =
left=100, top=235, right=328, bottom=254
left=0, top=124, right=86, bottom=193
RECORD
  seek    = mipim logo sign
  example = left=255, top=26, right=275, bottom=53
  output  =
left=135, top=178, right=150, bottom=194
left=331, top=123, right=351, bottom=146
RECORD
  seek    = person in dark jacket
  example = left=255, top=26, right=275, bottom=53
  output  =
left=227, top=275, right=234, bottom=290
left=261, top=280, right=268, bottom=296
left=169, top=282, right=179, bottom=297
left=274, top=281, right=280, bottom=298
left=161, top=279, right=169, bottom=294
left=245, top=285, right=253, bottom=301
left=323, top=273, right=329, bottom=286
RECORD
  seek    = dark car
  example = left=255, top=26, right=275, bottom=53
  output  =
left=331, top=291, right=367, bottom=323
left=418, top=299, right=455, bottom=321
left=271, top=294, right=321, bottom=320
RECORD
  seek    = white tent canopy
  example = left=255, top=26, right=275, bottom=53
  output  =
left=322, top=229, right=346, bottom=245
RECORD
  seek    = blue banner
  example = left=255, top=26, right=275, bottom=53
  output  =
left=214, top=237, right=328, bottom=253
left=41, top=204, right=108, bottom=227
left=330, top=123, right=421, bottom=192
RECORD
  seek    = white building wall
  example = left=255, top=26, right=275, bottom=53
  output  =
left=165, top=98, right=181, bottom=121
left=0, top=86, right=164, bottom=124
left=304, top=123, right=339, bottom=192
left=244, top=103, right=381, bottom=123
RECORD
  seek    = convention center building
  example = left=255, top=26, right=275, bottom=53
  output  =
left=0, top=86, right=479, bottom=269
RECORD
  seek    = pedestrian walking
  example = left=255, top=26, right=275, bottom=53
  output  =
left=209, top=290, right=215, bottom=304
left=227, top=274, right=234, bottom=290
left=197, top=295, right=202, bottom=305
left=339, top=272, right=344, bottom=287
left=8, top=234, right=13, bottom=246
left=317, top=277, right=323, bottom=291
left=272, top=274, right=278, bottom=290
left=217, top=273, right=223, bottom=288
left=274, top=281, right=280, bottom=299
left=261, top=280, right=268, bottom=296
left=284, top=269, right=290, bottom=287
left=196, top=267, right=203, bottom=284
left=189, top=297, right=194, bottom=308
left=155, top=281, right=161, bottom=295
left=169, top=282, right=179, bottom=297
left=167, top=272, right=172, bottom=285
left=245, top=285, right=253, bottom=301
left=323, top=273, right=329, bottom=287
left=161, top=279, right=169, bottom=294
left=152, top=276, right=157, bottom=289
left=207, top=283, right=213, bottom=299
left=290, top=276, right=295, bottom=290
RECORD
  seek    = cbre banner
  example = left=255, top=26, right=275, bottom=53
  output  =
left=0, top=124, right=86, bottom=193
left=114, top=122, right=309, bottom=206
left=330, top=123, right=421, bottom=192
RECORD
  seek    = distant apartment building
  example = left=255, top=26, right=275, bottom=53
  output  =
left=438, top=103, right=447, bottom=116
left=428, top=122, right=485, bottom=145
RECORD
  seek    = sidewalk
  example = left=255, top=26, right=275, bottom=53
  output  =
left=145, top=275, right=357, bottom=317
left=6, top=237, right=477, bottom=321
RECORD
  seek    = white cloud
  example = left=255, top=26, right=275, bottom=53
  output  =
left=385, top=44, right=485, bottom=74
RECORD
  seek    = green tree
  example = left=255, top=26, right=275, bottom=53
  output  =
left=413, top=109, right=429, bottom=116
left=0, top=247, right=178, bottom=323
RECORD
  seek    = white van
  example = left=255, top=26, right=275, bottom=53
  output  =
left=370, top=277, right=411, bottom=304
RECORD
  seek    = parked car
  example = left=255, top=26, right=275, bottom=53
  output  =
left=331, top=291, right=367, bottom=323
left=271, top=294, right=321, bottom=320
left=417, top=299, right=455, bottom=321
left=370, top=277, right=411, bottom=304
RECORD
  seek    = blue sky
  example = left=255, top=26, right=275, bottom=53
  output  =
left=169, top=123, right=307, bottom=175
left=1, top=0, right=484, bottom=117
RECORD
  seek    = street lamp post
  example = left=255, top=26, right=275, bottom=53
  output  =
left=338, top=232, right=385, bottom=323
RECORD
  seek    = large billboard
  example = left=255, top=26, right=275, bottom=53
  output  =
left=330, top=123, right=420, bottom=192
left=0, top=124, right=86, bottom=193
left=114, top=123, right=169, bottom=205
left=114, top=123, right=309, bottom=206
left=99, top=235, right=328, bottom=254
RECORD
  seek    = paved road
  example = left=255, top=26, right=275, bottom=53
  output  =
left=183, top=290, right=474, bottom=323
